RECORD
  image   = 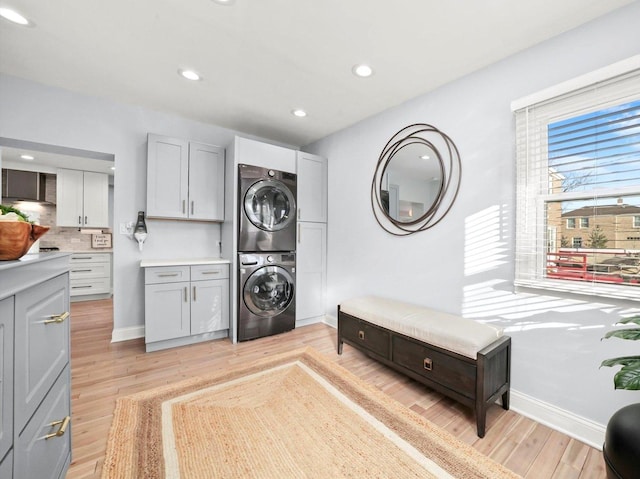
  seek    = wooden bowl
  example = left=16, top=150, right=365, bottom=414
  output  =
left=0, top=222, right=50, bottom=260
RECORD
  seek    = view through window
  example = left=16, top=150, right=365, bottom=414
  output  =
left=545, top=99, right=640, bottom=288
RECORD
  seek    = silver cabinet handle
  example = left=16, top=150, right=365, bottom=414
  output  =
left=71, top=269, right=92, bottom=273
left=182, top=200, right=186, bottom=214
left=85, top=215, right=88, bottom=224
left=157, top=273, right=179, bottom=277
left=184, top=286, right=188, bottom=302
left=298, top=224, right=301, bottom=244
left=191, top=201, right=194, bottom=215
left=193, top=285, right=197, bottom=301
left=73, top=256, right=93, bottom=260
left=298, top=208, right=301, bottom=220
left=201, top=271, right=220, bottom=275
left=78, top=216, right=82, bottom=225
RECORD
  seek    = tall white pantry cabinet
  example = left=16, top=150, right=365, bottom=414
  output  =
left=296, top=152, right=328, bottom=325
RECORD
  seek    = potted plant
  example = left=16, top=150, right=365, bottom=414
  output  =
left=600, top=314, right=640, bottom=479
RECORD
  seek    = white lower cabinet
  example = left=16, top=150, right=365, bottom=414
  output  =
left=70, top=253, right=112, bottom=299
left=144, top=262, right=230, bottom=351
left=0, top=255, right=71, bottom=479
left=296, top=222, right=327, bottom=323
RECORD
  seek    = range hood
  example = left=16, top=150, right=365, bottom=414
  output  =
left=1, top=168, right=55, bottom=204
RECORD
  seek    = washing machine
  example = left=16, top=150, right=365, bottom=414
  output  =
left=237, top=252, right=296, bottom=341
left=238, top=164, right=297, bottom=252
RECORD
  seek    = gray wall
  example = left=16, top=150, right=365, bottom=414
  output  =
left=307, top=1, right=640, bottom=430
left=0, top=75, right=277, bottom=338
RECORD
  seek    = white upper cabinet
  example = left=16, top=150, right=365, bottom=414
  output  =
left=296, top=152, right=327, bottom=223
left=56, top=169, right=109, bottom=227
left=147, top=134, right=225, bottom=221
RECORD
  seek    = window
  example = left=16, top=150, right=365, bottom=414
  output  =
left=513, top=58, right=640, bottom=299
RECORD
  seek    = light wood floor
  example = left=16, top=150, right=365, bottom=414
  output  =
left=66, top=299, right=606, bottom=478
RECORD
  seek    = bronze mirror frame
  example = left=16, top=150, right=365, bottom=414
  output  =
left=371, top=123, right=462, bottom=236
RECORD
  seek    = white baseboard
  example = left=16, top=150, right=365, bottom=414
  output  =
left=111, top=325, right=145, bottom=343
left=510, top=390, right=605, bottom=450
left=323, top=314, right=337, bottom=328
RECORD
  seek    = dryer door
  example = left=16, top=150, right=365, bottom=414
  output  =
left=243, top=265, right=294, bottom=317
left=244, top=179, right=296, bottom=232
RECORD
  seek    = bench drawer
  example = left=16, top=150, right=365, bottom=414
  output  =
left=340, top=314, right=390, bottom=358
left=392, top=335, right=476, bottom=398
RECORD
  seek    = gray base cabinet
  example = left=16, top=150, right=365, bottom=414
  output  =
left=0, top=254, right=71, bottom=479
left=144, top=263, right=230, bottom=352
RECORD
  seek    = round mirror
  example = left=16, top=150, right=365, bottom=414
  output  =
left=380, top=142, right=443, bottom=224
left=371, top=124, right=461, bottom=236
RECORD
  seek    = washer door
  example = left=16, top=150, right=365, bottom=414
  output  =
left=244, top=179, right=296, bottom=232
left=243, top=265, right=294, bottom=317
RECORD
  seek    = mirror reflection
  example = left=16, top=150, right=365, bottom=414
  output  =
left=381, top=143, right=442, bottom=223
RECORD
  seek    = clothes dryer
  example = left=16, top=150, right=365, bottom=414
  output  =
left=238, top=164, right=297, bottom=252
left=237, top=252, right=295, bottom=341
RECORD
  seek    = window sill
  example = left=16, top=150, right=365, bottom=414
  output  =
left=515, top=278, right=640, bottom=302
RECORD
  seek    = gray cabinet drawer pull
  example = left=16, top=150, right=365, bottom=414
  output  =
left=157, top=273, right=179, bottom=277
left=200, top=271, right=220, bottom=275
left=72, top=269, right=93, bottom=273
left=73, top=257, right=93, bottom=260
left=193, top=285, right=197, bottom=301
left=184, top=287, right=188, bottom=302
left=72, top=285, right=93, bottom=289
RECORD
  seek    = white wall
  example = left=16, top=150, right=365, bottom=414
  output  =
left=0, top=75, right=282, bottom=340
left=307, top=1, right=640, bottom=443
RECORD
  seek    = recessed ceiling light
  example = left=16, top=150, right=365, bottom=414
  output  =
left=211, top=0, right=236, bottom=5
left=20, top=154, right=35, bottom=160
left=420, top=155, right=430, bottom=160
left=110, top=166, right=116, bottom=171
left=0, top=7, right=31, bottom=26
left=291, top=109, right=307, bottom=118
left=352, top=64, right=374, bottom=78
left=178, top=69, right=202, bottom=81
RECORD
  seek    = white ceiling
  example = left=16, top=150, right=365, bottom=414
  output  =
left=0, top=0, right=634, bottom=147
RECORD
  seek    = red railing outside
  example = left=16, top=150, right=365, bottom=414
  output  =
left=547, top=250, right=640, bottom=285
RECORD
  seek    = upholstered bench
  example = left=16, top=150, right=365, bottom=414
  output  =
left=337, top=296, right=511, bottom=437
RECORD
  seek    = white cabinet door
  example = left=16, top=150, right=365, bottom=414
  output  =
left=296, top=222, right=326, bottom=321
left=190, top=279, right=230, bottom=334
left=297, top=152, right=327, bottom=223
left=189, top=142, right=225, bottom=221
left=82, top=171, right=109, bottom=227
left=56, top=169, right=109, bottom=227
left=147, top=134, right=189, bottom=219
left=236, top=137, right=296, bottom=173
left=0, top=297, right=13, bottom=461
left=56, top=169, right=84, bottom=227
left=145, top=282, right=190, bottom=343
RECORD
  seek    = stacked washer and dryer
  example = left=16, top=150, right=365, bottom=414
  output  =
left=237, top=164, right=297, bottom=341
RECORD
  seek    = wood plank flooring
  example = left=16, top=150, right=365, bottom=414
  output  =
left=66, top=299, right=606, bottom=478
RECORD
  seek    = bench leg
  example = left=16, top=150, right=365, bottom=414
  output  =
left=476, top=405, right=487, bottom=438
left=502, top=389, right=510, bottom=410
left=337, top=339, right=343, bottom=355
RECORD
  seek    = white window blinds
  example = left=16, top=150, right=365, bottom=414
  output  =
left=513, top=65, right=640, bottom=300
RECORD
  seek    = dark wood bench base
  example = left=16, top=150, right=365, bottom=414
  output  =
left=337, top=306, right=511, bottom=438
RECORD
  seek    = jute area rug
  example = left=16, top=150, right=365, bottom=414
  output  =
left=102, top=347, right=520, bottom=479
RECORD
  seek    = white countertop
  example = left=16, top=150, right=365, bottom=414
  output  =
left=140, top=257, right=231, bottom=268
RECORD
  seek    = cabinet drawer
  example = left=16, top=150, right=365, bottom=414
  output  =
left=70, top=253, right=110, bottom=264
left=15, top=366, right=71, bottom=479
left=70, top=277, right=111, bottom=296
left=340, top=314, right=390, bottom=358
left=70, top=262, right=110, bottom=279
left=145, top=266, right=190, bottom=284
left=14, top=273, right=70, bottom=432
left=392, top=335, right=476, bottom=398
left=191, top=263, right=229, bottom=281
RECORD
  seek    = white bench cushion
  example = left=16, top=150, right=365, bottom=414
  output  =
left=340, top=296, right=503, bottom=359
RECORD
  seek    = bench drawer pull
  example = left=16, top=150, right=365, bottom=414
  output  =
left=424, top=358, right=433, bottom=371
left=358, top=330, right=365, bottom=340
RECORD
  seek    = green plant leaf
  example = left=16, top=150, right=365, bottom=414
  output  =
left=601, top=356, right=640, bottom=368
left=614, top=364, right=640, bottom=390
left=603, top=328, right=640, bottom=341
left=618, top=315, right=640, bottom=326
